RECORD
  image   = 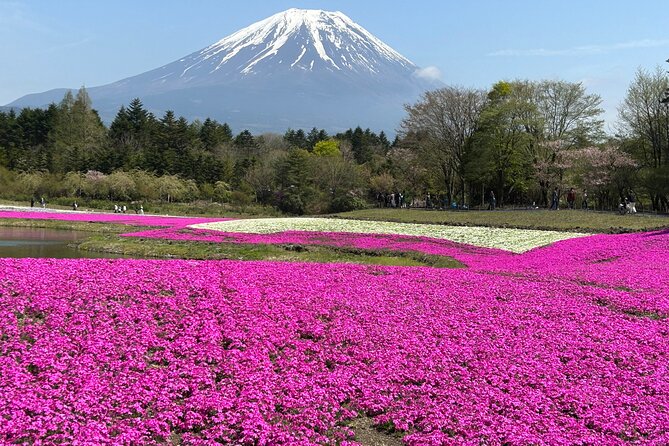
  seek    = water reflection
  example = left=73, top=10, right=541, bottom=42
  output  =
left=0, top=227, right=130, bottom=259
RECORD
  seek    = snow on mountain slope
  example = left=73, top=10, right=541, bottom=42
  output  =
left=7, top=8, right=441, bottom=132
left=135, top=8, right=421, bottom=90
left=191, top=8, right=414, bottom=75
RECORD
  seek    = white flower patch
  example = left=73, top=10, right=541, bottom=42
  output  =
left=191, top=218, right=589, bottom=253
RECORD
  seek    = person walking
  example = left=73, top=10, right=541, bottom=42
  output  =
left=488, top=190, right=496, bottom=210
left=582, top=190, right=588, bottom=210
left=550, top=187, right=559, bottom=210
left=567, top=188, right=576, bottom=209
left=627, top=190, right=637, bottom=214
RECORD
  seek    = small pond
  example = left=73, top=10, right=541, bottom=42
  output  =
left=0, top=227, right=131, bottom=259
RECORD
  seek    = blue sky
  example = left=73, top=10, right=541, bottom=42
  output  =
left=1, top=0, right=668, bottom=129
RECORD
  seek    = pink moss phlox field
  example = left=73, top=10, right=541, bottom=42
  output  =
left=2, top=210, right=669, bottom=443
left=1, top=259, right=668, bottom=444
left=126, top=226, right=669, bottom=314
left=0, top=210, right=224, bottom=229
left=503, top=230, right=669, bottom=315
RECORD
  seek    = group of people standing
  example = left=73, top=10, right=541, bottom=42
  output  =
left=114, top=204, right=144, bottom=214
left=550, top=187, right=589, bottom=210
left=29, top=197, right=47, bottom=208
left=376, top=192, right=405, bottom=209
left=486, top=188, right=592, bottom=210
left=28, top=197, right=146, bottom=214
left=377, top=192, right=460, bottom=210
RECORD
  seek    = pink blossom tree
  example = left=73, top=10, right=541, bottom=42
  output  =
left=561, top=145, right=636, bottom=209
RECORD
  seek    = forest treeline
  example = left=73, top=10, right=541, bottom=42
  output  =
left=1, top=66, right=668, bottom=213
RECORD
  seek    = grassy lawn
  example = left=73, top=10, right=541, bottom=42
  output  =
left=333, top=208, right=669, bottom=233
left=78, top=234, right=463, bottom=268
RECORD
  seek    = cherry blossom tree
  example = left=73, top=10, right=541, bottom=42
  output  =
left=562, top=145, right=636, bottom=209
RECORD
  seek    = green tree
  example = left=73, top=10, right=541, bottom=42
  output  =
left=400, top=85, right=487, bottom=205
left=313, top=139, right=341, bottom=157
left=350, top=126, right=371, bottom=164
left=105, top=170, right=137, bottom=201
left=468, top=81, right=539, bottom=206
left=284, top=128, right=309, bottom=149
left=10, top=106, right=57, bottom=171
left=378, top=131, right=391, bottom=153
left=109, top=98, right=157, bottom=171
left=49, top=87, right=106, bottom=172
left=275, top=149, right=314, bottom=214
left=306, top=127, right=328, bottom=149
left=63, top=171, right=85, bottom=197
left=618, top=66, right=669, bottom=210
left=0, top=110, right=22, bottom=169
left=234, top=130, right=257, bottom=157
left=199, top=118, right=232, bottom=150
left=312, top=152, right=362, bottom=212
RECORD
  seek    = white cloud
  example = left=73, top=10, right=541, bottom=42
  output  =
left=414, top=65, right=442, bottom=81
left=489, top=39, right=669, bottom=57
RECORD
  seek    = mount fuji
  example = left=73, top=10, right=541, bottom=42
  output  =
left=7, top=8, right=441, bottom=133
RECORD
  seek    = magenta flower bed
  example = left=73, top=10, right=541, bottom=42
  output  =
left=1, top=257, right=668, bottom=445
left=126, top=226, right=669, bottom=313
left=1, top=210, right=669, bottom=443
left=500, top=230, right=669, bottom=315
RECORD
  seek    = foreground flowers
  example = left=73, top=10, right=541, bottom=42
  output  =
left=1, top=248, right=668, bottom=444
left=1, top=210, right=668, bottom=444
left=190, top=217, right=588, bottom=253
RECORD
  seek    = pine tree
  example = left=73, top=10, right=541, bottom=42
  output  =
left=378, top=131, right=390, bottom=153
left=0, top=110, right=21, bottom=168
left=200, top=118, right=233, bottom=150
left=220, top=123, right=233, bottom=142
left=284, top=128, right=309, bottom=149
left=306, top=127, right=328, bottom=149
left=49, top=87, right=106, bottom=172
left=126, top=98, right=152, bottom=134
left=234, top=130, right=257, bottom=158
left=350, top=126, right=371, bottom=164
left=109, top=98, right=157, bottom=171
left=200, top=118, right=218, bottom=150
left=15, top=106, right=57, bottom=170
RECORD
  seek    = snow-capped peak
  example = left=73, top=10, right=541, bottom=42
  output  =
left=180, top=8, right=416, bottom=78
left=8, top=8, right=442, bottom=134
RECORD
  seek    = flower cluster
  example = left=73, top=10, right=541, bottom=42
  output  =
left=1, top=210, right=668, bottom=444
left=190, top=218, right=588, bottom=253
left=0, top=252, right=668, bottom=444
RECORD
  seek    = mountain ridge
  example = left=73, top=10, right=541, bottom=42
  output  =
left=7, top=8, right=441, bottom=133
